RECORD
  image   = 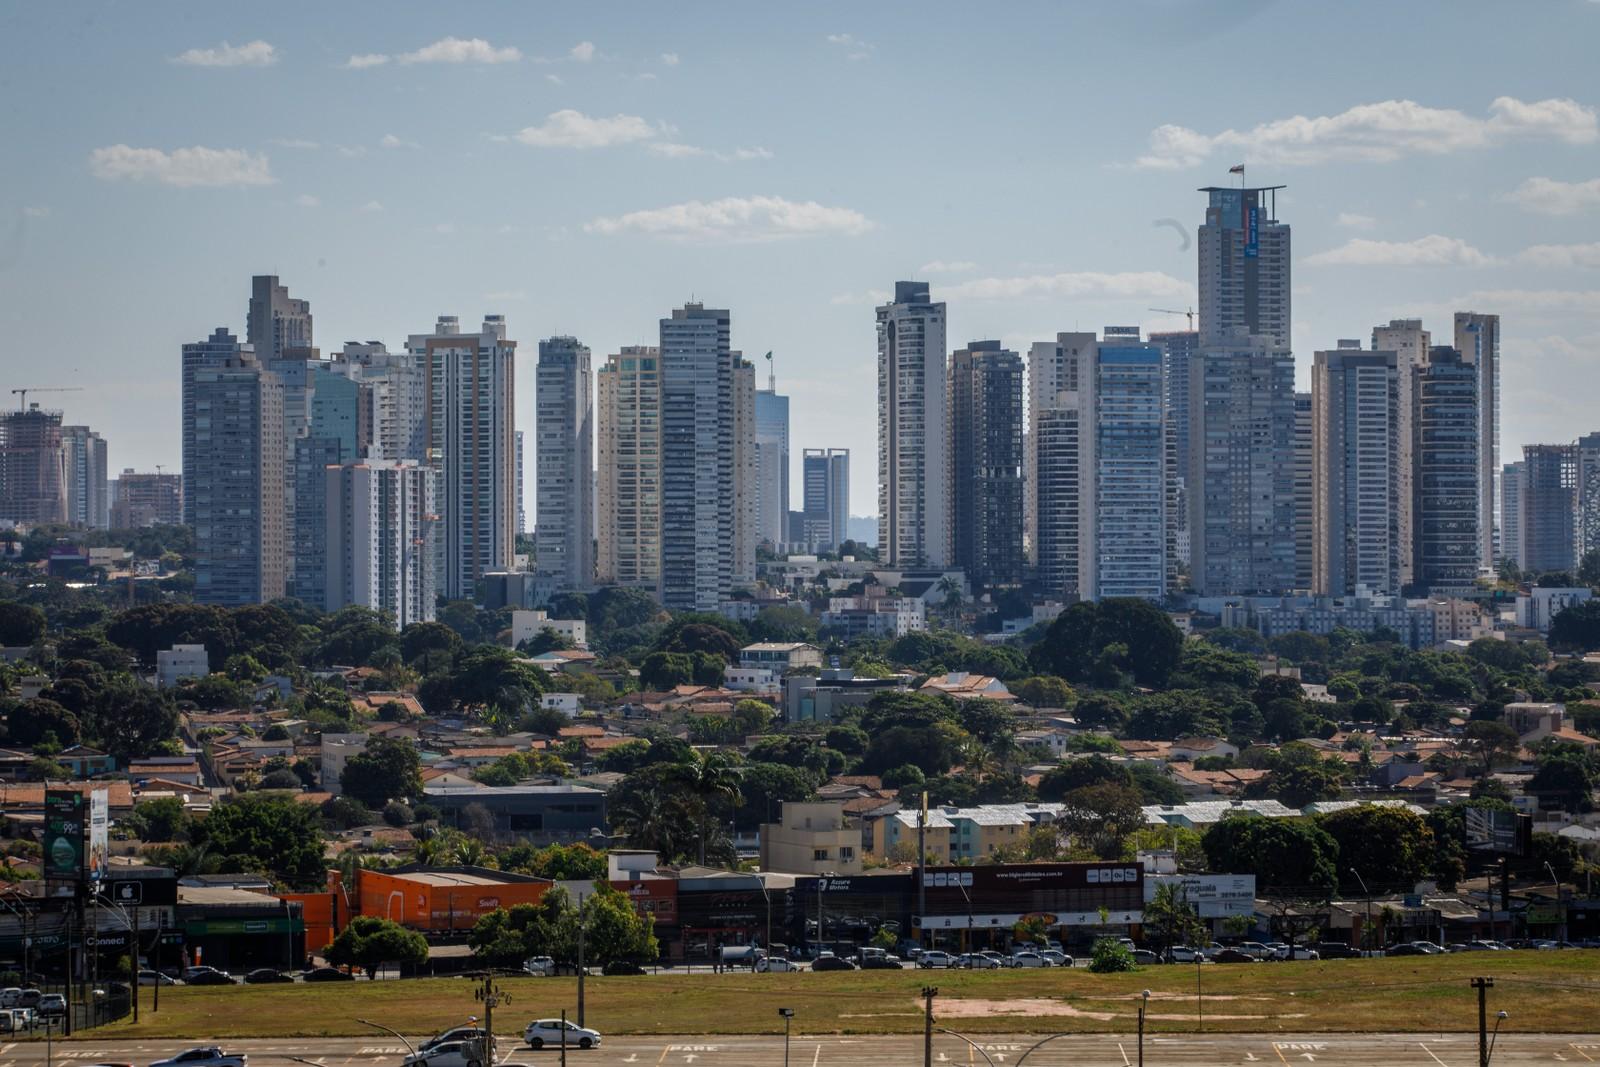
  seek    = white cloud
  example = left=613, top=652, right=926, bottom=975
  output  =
left=1305, top=234, right=1496, bottom=267
left=89, top=144, right=275, bottom=188
left=1336, top=212, right=1377, bottom=229
left=648, top=142, right=772, bottom=162
left=399, top=37, right=521, bottom=65
left=293, top=194, right=320, bottom=208
left=271, top=138, right=321, bottom=150
left=345, top=53, right=390, bottom=70
left=661, top=52, right=680, bottom=66
left=171, top=40, right=277, bottom=67
left=918, top=260, right=978, bottom=274
left=586, top=195, right=874, bottom=243
left=1518, top=242, right=1600, bottom=268
left=830, top=289, right=891, bottom=306
left=380, top=133, right=419, bottom=149
left=1505, top=176, right=1600, bottom=215
left=942, top=271, right=1194, bottom=302
left=546, top=74, right=563, bottom=85
left=569, top=41, right=596, bottom=62
left=826, top=33, right=874, bottom=59
left=510, top=109, right=658, bottom=148
left=1134, top=96, right=1597, bottom=168
left=22, top=206, right=49, bottom=218
left=1446, top=289, right=1600, bottom=315
left=359, top=200, right=384, bottom=213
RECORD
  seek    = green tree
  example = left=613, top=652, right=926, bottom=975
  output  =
left=1013, top=675, right=1075, bottom=709
left=1548, top=601, right=1600, bottom=652
left=126, top=796, right=191, bottom=842
left=1142, top=881, right=1207, bottom=957
left=1202, top=816, right=1338, bottom=898
left=191, top=793, right=326, bottom=889
left=1316, top=804, right=1435, bottom=894
left=1060, top=783, right=1147, bottom=857
left=1089, top=937, right=1136, bottom=972
left=1028, top=598, right=1184, bottom=688
left=0, top=602, right=46, bottom=646
left=1037, top=755, right=1131, bottom=801
left=4, top=698, right=81, bottom=747
left=1527, top=748, right=1599, bottom=812
left=325, top=915, right=428, bottom=978
left=340, top=737, right=424, bottom=809
left=639, top=651, right=695, bottom=690
left=1463, top=720, right=1522, bottom=775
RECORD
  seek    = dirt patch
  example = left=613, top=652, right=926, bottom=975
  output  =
left=922, top=997, right=1306, bottom=1022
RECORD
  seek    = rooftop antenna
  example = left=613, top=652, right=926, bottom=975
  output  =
left=765, top=351, right=775, bottom=392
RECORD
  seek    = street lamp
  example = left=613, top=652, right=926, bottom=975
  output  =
left=1138, top=989, right=1151, bottom=1067
left=955, top=878, right=973, bottom=955
left=1349, top=868, right=1373, bottom=954
left=778, top=1007, right=794, bottom=1067
left=1544, top=862, right=1565, bottom=942
left=1488, top=1010, right=1508, bottom=1067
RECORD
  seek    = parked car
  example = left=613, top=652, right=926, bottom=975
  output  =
left=1039, top=949, right=1071, bottom=967
left=302, top=967, right=353, bottom=982
left=1273, top=945, right=1320, bottom=961
left=861, top=955, right=904, bottom=969
left=756, top=957, right=798, bottom=972
left=148, top=1049, right=248, bottom=1067
left=1316, top=943, right=1361, bottom=960
left=812, top=955, right=857, bottom=972
left=0, top=988, right=18, bottom=1008
left=1237, top=942, right=1276, bottom=960
left=243, top=969, right=293, bottom=984
left=1168, top=945, right=1208, bottom=963
left=16, top=989, right=42, bottom=1009
left=1010, top=951, right=1051, bottom=968
left=1407, top=941, right=1448, bottom=955
left=420, top=1028, right=491, bottom=1054
left=0, top=1009, right=37, bottom=1034
left=957, top=953, right=1000, bottom=970
left=36, top=993, right=65, bottom=1019
left=602, top=960, right=647, bottom=976
left=1131, top=949, right=1161, bottom=965
left=1213, top=948, right=1259, bottom=964
left=522, top=956, right=557, bottom=977
left=917, top=951, right=954, bottom=969
left=1387, top=944, right=1430, bottom=957
left=402, top=1041, right=486, bottom=1067
left=138, top=970, right=181, bottom=986
left=524, top=1018, right=602, bottom=1050
left=979, top=951, right=1007, bottom=967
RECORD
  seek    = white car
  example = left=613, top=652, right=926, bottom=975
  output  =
left=1010, top=951, right=1051, bottom=968
left=917, top=951, right=954, bottom=969
left=1039, top=949, right=1071, bottom=967
left=755, top=956, right=798, bottom=972
left=524, top=1018, right=603, bottom=1050
left=0, top=988, right=18, bottom=1008
left=1237, top=942, right=1276, bottom=960
left=1168, top=945, right=1211, bottom=963
left=403, top=1041, right=489, bottom=1067
left=148, top=1048, right=248, bottom=1067
left=419, top=1028, right=492, bottom=1054
left=1273, top=945, right=1320, bottom=960
left=522, top=956, right=557, bottom=976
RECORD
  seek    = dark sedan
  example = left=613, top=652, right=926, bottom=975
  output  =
left=302, top=967, right=355, bottom=982
left=812, top=955, right=857, bottom=972
left=244, top=968, right=294, bottom=984
left=184, top=969, right=237, bottom=986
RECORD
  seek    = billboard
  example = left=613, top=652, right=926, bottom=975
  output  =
left=43, top=789, right=85, bottom=883
left=87, top=788, right=109, bottom=883
left=1145, top=874, right=1256, bottom=917
left=1465, top=808, right=1532, bottom=855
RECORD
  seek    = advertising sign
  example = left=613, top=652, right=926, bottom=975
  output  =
left=87, top=788, right=109, bottom=883
left=43, top=789, right=85, bottom=884
left=1145, top=874, right=1256, bottom=917
left=1465, top=808, right=1532, bottom=855
left=1245, top=202, right=1260, bottom=258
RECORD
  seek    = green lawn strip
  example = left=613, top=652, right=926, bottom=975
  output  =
left=85, top=954, right=1600, bottom=1041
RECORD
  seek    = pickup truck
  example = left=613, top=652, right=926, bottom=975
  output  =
left=149, top=1048, right=247, bottom=1067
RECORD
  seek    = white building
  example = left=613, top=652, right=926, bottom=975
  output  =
left=1312, top=345, right=1400, bottom=596
left=320, top=732, right=369, bottom=795
left=877, top=281, right=950, bottom=568
left=540, top=692, right=581, bottom=717
left=156, top=644, right=209, bottom=689
left=535, top=336, right=594, bottom=591
left=596, top=347, right=662, bottom=587
left=1516, top=587, right=1592, bottom=631
left=324, top=461, right=437, bottom=627
left=1371, top=319, right=1432, bottom=586
left=408, top=315, right=517, bottom=600
left=511, top=610, right=588, bottom=649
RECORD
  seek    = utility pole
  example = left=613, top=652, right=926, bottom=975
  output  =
left=923, top=985, right=938, bottom=1067
left=131, top=901, right=139, bottom=1023
left=474, top=974, right=510, bottom=1065
left=1472, top=977, right=1493, bottom=1067
left=152, top=912, right=162, bottom=1013
left=1139, top=989, right=1150, bottom=1067
left=576, top=892, right=587, bottom=1027
left=560, top=1008, right=568, bottom=1067
left=917, top=791, right=928, bottom=947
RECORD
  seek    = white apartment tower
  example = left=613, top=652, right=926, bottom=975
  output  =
left=323, top=461, right=437, bottom=627
left=1371, top=319, right=1432, bottom=586
left=596, top=347, right=662, bottom=587
left=535, top=336, right=595, bottom=591
left=1311, top=344, right=1401, bottom=596
left=408, top=315, right=517, bottom=601
left=877, top=281, right=950, bottom=567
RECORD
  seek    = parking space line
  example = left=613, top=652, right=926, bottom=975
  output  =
left=1420, top=1043, right=1452, bottom=1067
left=1118, top=1042, right=1132, bottom=1067
left=1570, top=1047, right=1596, bottom=1063
left=655, top=1046, right=672, bottom=1067
left=812, top=1042, right=821, bottom=1067
left=1273, top=1045, right=1292, bottom=1067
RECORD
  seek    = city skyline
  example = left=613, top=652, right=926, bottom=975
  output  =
left=4, top=2, right=1598, bottom=519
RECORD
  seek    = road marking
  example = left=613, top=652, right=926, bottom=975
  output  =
left=624, top=1056, right=639, bottom=1063
left=1272, top=1044, right=1292, bottom=1067
left=655, top=1046, right=672, bottom=1067
left=1245, top=1055, right=1260, bottom=1062
left=1570, top=1047, right=1597, bottom=1063
left=1420, top=1045, right=1452, bottom=1067
left=1119, top=1042, right=1132, bottom=1067
left=813, top=1042, right=822, bottom=1067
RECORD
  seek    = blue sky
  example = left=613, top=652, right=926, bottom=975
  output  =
left=2, top=1, right=1598, bottom=518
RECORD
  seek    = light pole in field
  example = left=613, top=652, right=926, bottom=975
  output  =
left=778, top=1007, right=794, bottom=1067
left=1138, top=989, right=1150, bottom=1067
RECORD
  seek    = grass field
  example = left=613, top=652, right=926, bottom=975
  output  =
left=91, top=952, right=1600, bottom=1041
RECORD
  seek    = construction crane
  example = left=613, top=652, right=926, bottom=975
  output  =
left=1148, top=307, right=1196, bottom=331
left=11, top=386, right=83, bottom=410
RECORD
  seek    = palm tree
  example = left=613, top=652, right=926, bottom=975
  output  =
left=667, top=753, right=744, bottom=865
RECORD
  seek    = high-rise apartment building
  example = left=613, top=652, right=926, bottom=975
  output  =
left=182, top=328, right=285, bottom=605
left=1412, top=346, right=1480, bottom=596
left=1198, top=186, right=1290, bottom=348
left=110, top=469, right=182, bottom=528
left=1454, top=312, right=1499, bottom=569
left=1576, top=432, right=1600, bottom=565
left=877, top=282, right=950, bottom=567
left=596, top=346, right=662, bottom=587
left=1372, top=319, right=1432, bottom=585
left=1189, top=330, right=1298, bottom=595
left=949, top=341, right=1024, bottom=589
left=1151, top=329, right=1200, bottom=483
left=247, top=275, right=313, bottom=363
left=515, top=430, right=526, bottom=538
left=293, top=362, right=370, bottom=606
left=0, top=406, right=68, bottom=526
left=534, top=336, right=595, bottom=592
left=801, top=448, right=850, bottom=551
left=1311, top=345, right=1400, bottom=596
left=732, top=356, right=758, bottom=587
left=1520, top=443, right=1578, bottom=575
left=323, top=461, right=437, bottom=627
left=1293, top=391, right=1313, bottom=591
left=1501, top=461, right=1525, bottom=569
left=755, top=372, right=790, bottom=551
left=408, top=315, right=517, bottom=601
left=659, top=304, right=746, bottom=611
left=343, top=341, right=426, bottom=463
left=1026, top=333, right=1089, bottom=566
left=1032, top=402, right=1083, bottom=598
left=60, top=424, right=108, bottom=529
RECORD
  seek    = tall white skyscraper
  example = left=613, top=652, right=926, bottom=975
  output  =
left=1501, top=460, right=1525, bottom=569
left=1027, top=333, right=1089, bottom=568
left=343, top=341, right=426, bottom=463
left=535, top=336, right=594, bottom=591
left=61, top=424, right=108, bottom=529
left=1454, top=311, right=1499, bottom=570
left=323, top=461, right=437, bottom=627
left=596, top=346, right=662, bottom=587
left=877, top=281, right=950, bottom=567
left=659, top=304, right=746, bottom=611
left=1311, top=344, right=1400, bottom=596
left=408, top=315, right=517, bottom=601
left=1198, top=186, right=1290, bottom=349
left=1189, top=330, right=1298, bottom=596
left=754, top=364, right=790, bottom=550
left=733, top=356, right=758, bottom=586
left=1372, top=319, right=1432, bottom=586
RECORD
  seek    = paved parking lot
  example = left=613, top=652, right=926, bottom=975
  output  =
left=2, top=1032, right=1598, bottom=1067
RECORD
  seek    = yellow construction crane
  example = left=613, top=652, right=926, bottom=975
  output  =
left=1148, top=307, right=1196, bottom=331
left=11, top=386, right=84, bottom=409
